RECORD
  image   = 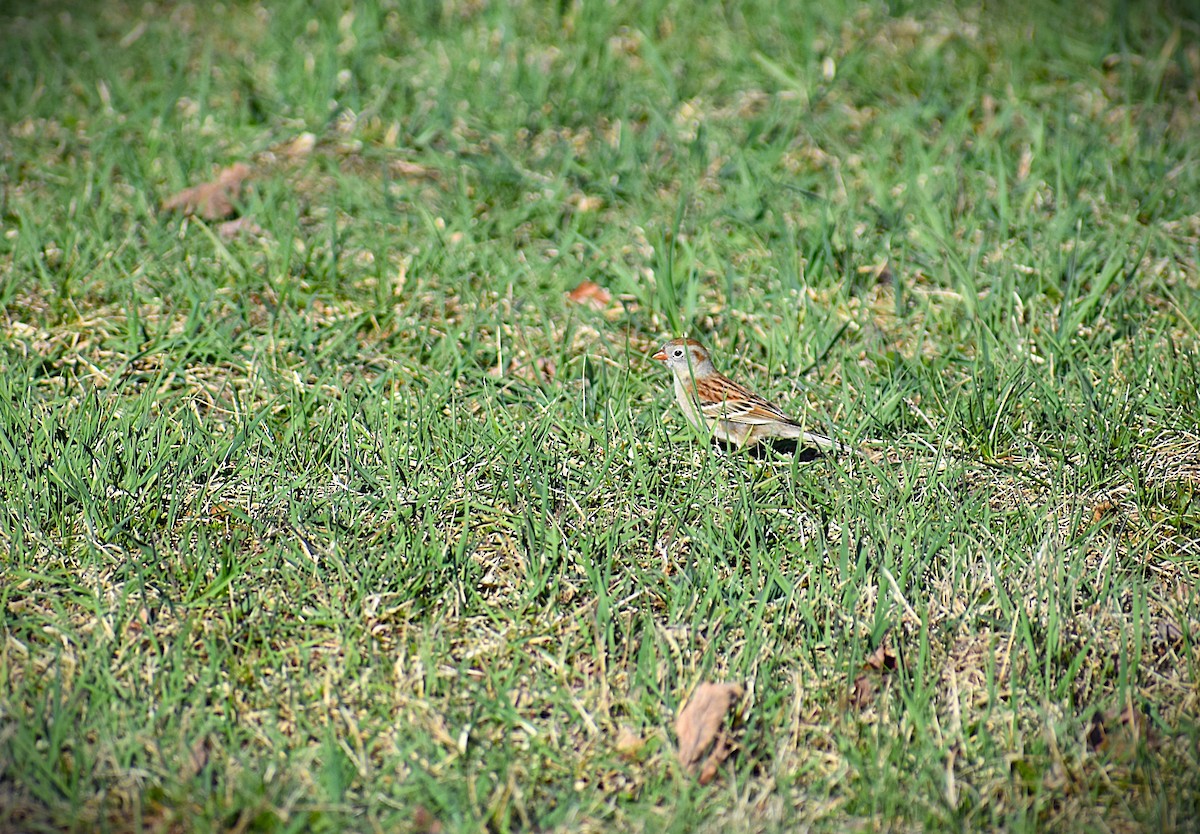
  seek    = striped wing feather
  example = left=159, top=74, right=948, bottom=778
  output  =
left=694, top=377, right=799, bottom=426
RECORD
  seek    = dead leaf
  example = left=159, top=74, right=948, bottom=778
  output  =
left=864, top=643, right=897, bottom=672
left=566, top=280, right=613, bottom=311
left=217, top=216, right=264, bottom=240
left=674, top=681, right=743, bottom=780
left=1088, top=702, right=1156, bottom=756
left=696, top=731, right=734, bottom=785
left=850, top=673, right=877, bottom=709
left=412, top=806, right=443, bottom=834
left=162, top=162, right=252, bottom=219
left=125, top=606, right=151, bottom=636
left=850, top=640, right=897, bottom=709
left=615, top=725, right=645, bottom=760
left=1092, top=499, right=1117, bottom=523
left=1086, top=711, right=1107, bottom=751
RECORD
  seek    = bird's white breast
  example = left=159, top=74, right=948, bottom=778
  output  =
left=673, top=373, right=706, bottom=431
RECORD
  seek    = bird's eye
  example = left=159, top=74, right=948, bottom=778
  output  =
left=673, top=349, right=683, bottom=357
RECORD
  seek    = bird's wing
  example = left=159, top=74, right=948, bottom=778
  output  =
left=696, top=377, right=798, bottom=426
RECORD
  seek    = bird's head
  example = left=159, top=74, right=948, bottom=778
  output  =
left=652, top=339, right=711, bottom=373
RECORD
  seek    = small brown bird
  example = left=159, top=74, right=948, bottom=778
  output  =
left=652, top=338, right=841, bottom=452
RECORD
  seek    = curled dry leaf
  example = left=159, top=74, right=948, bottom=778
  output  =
left=567, top=280, right=613, bottom=311
left=1092, top=499, right=1117, bottom=523
left=850, top=641, right=897, bottom=709
left=865, top=643, right=897, bottom=672
left=696, top=731, right=735, bottom=786
left=850, top=673, right=877, bottom=709
left=125, top=605, right=152, bottom=636
left=674, top=681, right=743, bottom=782
left=162, top=162, right=253, bottom=219
left=1086, top=711, right=1107, bottom=752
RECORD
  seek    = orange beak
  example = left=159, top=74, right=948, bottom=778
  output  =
left=651, top=349, right=667, bottom=361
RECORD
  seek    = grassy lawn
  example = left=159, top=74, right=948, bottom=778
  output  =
left=2, top=0, right=1199, bottom=831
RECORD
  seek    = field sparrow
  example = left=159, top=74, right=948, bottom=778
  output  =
left=651, top=338, right=842, bottom=451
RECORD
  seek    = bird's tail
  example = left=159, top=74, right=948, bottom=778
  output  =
left=776, top=423, right=851, bottom=453
left=800, top=430, right=845, bottom=452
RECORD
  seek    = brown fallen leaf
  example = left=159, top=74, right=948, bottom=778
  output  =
left=217, top=216, right=264, bottom=240
left=1088, top=701, right=1156, bottom=757
left=850, top=640, right=897, bottom=709
left=412, top=805, right=443, bottom=834
left=162, top=162, right=253, bottom=219
left=615, top=724, right=646, bottom=760
left=675, top=681, right=743, bottom=781
left=850, top=673, right=877, bottom=709
left=864, top=643, right=897, bottom=672
left=567, top=280, right=613, bottom=311
left=124, top=605, right=152, bottom=636
left=1092, top=499, right=1117, bottom=523
left=696, top=731, right=734, bottom=785
left=1086, top=711, right=1107, bottom=751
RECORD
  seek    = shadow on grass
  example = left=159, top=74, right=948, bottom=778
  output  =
left=716, top=437, right=824, bottom=462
